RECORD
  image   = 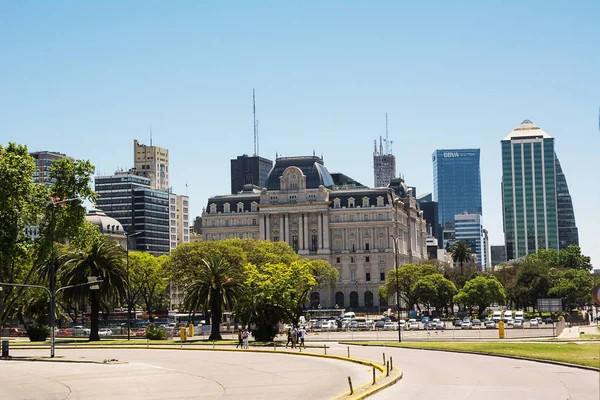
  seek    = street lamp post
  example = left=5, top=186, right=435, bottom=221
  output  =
left=126, top=231, right=143, bottom=340
left=0, top=279, right=102, bottom=358
left=390, top=235, right=402, bottom=343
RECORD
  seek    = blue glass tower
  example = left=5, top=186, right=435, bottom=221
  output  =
left=432, top=149, right=482, bottom=246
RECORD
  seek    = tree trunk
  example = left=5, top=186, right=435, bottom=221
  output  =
left=209, top=293, right=222, bottom=341
left=89, top=291, right=100, bottom=341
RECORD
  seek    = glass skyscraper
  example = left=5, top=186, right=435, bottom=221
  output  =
left=555, top=156, right=579, bottom=249
left=432, top=149, right=482, bottom=247
left=501, top=120, right=559, bottom=260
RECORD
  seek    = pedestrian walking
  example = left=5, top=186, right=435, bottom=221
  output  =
left=299, top=326, right=306, bottom=348
left=236, top=329, right=243, bottom=349
left=242, top=327, right=250, bottom=349
left=285, top=327, right=292, bottom=349
left=291, top=326, right=298, bottom=349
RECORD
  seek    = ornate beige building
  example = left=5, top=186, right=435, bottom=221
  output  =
left=201, top=156, right=427, bottom=311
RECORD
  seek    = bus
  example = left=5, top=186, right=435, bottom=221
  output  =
left=305, top=308, right=346, bottom=321
left=167, top=313, right=205, bottom=326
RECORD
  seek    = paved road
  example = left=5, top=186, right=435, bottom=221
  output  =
left=2, top=348, right=369, bottom=399
left=321, top=342, right=599, bottom=400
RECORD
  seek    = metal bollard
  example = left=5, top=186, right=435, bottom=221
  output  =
left=383, top=352, right=386, bottom=365
left=372, top=367, right=376, bottom=384
left=347, top=346, right=350, bottom=358
left=348, top=377, right=354, bottom=395
left=390, top=356, right=393, bottom=370
left=324, top=344, right=327, bottom=355
left=386, top=361, right=389, bottom=377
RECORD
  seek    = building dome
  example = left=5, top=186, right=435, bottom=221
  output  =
left=85, top=209, right=126, bottom=236
left=388, top=177, right=408, bottom=198
left=264, top=156, right=334, bottom=190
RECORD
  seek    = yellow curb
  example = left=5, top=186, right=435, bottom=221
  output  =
left=11, top=345, right=403, bottom=398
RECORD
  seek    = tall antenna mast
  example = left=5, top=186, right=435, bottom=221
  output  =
left=253, top=88, right=257, bottom=156
left=385, top=113, right=389, bottom=154
left=150, top=125, right=153, bottom=146
left=255, top=119, right=259, bottom=156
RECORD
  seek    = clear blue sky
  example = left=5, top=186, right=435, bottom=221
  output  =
left=1, top=1, right=598, bottom=265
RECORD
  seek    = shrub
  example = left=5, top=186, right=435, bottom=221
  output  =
left=145, top=323, right=166, bottom=340
left=26, top=324, right=50, bottom=342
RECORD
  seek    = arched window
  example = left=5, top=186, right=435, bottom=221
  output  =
left=237, top=202, right=244, bottom=213
left=364, top=291, right=374, bottom=309
left=223, top=203, right=230, bottom=213
left=333, top=198, right=341, bottom=208
left=335, top=292, right=345, bottom=308
left=362, top=197, right=370, bottom=208
left=348, top=197, right=355, bottom=208
left=310, top=292, right=320, bottom=309
left=377, top=196, right=384, bottom=207
left=209, top=203, right=217, bottom=214
left=250, top=201, right=258, bottom=212
left=349, top=291, right=359, bottom=309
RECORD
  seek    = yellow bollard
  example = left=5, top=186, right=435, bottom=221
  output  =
left=498, top=321, right=505, bottom=339
left=189, top=324, right=194, bottom=338
left=180, top=327, right=187, bottom=342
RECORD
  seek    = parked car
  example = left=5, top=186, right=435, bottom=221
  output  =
left=461, top=321, right=472, bottom=329
left=506, top=319, right=515, bottom=327
left=72, top=326, right=90, bottom=336
left=432, top=318, right=445, bottom=329
left=383, top=321, right=393, bottom=330
left=530, top=318, right=539, bottom=327
left=421, top=316, right=430, bottom=323
left=374, top=320, right=385, bottom=330
left=514, top=319, right=524, bottom=328
left=135, top=327, right=147, bottom=337
left=398, top=320, right=406, bottom=330
left=55, top=329, right=73, bottom=337
left=408, top=321, right=419, bottom=330
left=484, top=320, right=496, bottom=329
left=453, top=319, right=463, bottom=328
left=472, top=319, right=481, bottom=327
left=545, top=317, right=554, bottom=325
left=99, top=328, right=113, bottom=337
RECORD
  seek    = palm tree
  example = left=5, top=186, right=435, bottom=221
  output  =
left=451, top=241, right=472, bottom=276
left=183, top=254, right=243, bottom=341
left=59, top=238, right=127, bottom=341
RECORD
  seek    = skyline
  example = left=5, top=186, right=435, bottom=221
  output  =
left=1, top=2, right=598, bottom=265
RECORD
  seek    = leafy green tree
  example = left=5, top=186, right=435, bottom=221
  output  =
left=59, top=235, right=127, bottom=341
left=548, top=269, right=594, bottom=310
left=558, top=245, right=592, bottom=272
left=182, top=254, right=243, bottom=341
left=451, top=241, right=472, bottom=276
left=129, top=252, right=169, bottom=321
left=235, top=261, right=318, bottom=341
left=493, top=264, right=522, bottom=309
left=453, top=275, right=506, bottom=315
left=0, top=143, right=47, bottom=325
left=516, top=260, right=551, bottom=311
left=413, top=273, right=457, bottom=315
left=523, top=249, right=559, bottom=268
left=379, top=263, right=438, bottom=312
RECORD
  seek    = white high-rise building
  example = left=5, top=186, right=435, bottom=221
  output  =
left=454, top=212, right=485, bottom=270
left=169, top=194, right=190, bottom=251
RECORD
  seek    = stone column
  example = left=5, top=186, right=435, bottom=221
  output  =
left=259, top=215, right=265, bottom=240
left=323, top=212, right=330, bottom=249
left=284, top=213, right=290, bottom=244
left=279, top=214, right=284, bottom=242
left=298, top=213, right=304, bottom=250
left=266, top=214, right=271, bottom=241
left=318, top=212, right=323, bottom=249
left=304, top=213, right=309, bottom=250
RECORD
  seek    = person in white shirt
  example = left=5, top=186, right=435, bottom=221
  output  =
left=299, top=327, right=306, bottom=348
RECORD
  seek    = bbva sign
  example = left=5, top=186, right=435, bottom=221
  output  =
left=443, top=152, right=460, bottom=158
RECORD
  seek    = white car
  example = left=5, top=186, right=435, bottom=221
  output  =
left=506, top=319, right=515, bottom=327
left=432, top=318, right=445, bottom=329
left=461, top=321, right=472, bottom=329
left=398, top=320, right=406, bottom=330
left=530, top=318, right=539, bottom=327
left=408, top=321, right=419, bottom=330
left=383, top=321, right=393, bottom=330
left=98, top=328, right=113, bottom=337
left=72, top=326, right=90, bottom=336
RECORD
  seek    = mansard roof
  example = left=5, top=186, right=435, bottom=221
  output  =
left=206, top=193, right=260, bottom=214
left=265, top=156, right=334, bottom=190
left=329, top=188, right=393, bottom=208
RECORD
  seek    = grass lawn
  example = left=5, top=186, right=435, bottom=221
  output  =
left=347, top=341, right=600, bottom=369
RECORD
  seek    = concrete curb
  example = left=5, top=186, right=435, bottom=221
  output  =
left=8, top=345, right=403, bottom=399
left=344, top=342, right=599, bottom=372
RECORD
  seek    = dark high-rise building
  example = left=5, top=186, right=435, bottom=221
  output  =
left=555, top=155, right=579, bottom=249
left=416, top=193, right=442, bottom=249
left=490, top=245, right=507, bottom=268
left=230, top=155, right=273, bottom=194
left=433, top=149, right=482, bottom=248
left=95, top=172, right=170, bottom=255
left=30, top=151, right=69, bottom=187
